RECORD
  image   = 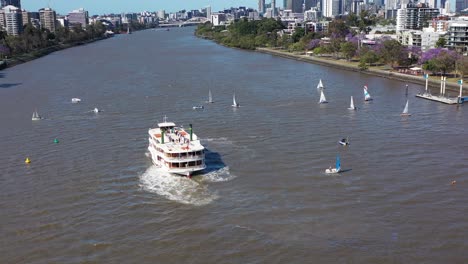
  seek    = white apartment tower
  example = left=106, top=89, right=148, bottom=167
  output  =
left=3, top=5, right=22, bottom=35
left=323, top=0, right=340, bottom=17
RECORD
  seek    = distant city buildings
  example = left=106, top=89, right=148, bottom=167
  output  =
left=3, top=5, right=22, bottom=35
left=1, top=0, right=20, bottom=9
left=259, top=0, right=266, bottom=13
left=39, top=8, right=56, bottom=32
left=68, top=8, right=89, bottom=28
left=396, top=3, right=439, bottom=31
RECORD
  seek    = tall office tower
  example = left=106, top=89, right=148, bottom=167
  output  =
left=39, top=7, right=56, bottom=32
left=428, top=0, right=437, bottom=8
left=305, top=0, right=317, bottom=9
left=206, top=6, right=211, bottom=19
left=455, top=0, right=468, bottom=12
left=440, top=0, right=446, bottom=9
left=271, top=0, right=276, bottom=15
left=444, top=0, right=450, bottom=12
left=286, top=0, right=304, bottom=12
left=385, top=0, right=398, bottom=10
left=1, top=0, right=20, bottom=8
left=3, top=5, right=22, bottom=35
left=259, top=0, right=266, bottom=13
left=323, top=0, right=340, bottom=17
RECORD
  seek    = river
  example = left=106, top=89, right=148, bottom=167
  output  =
left=0, top=27, right=467, bottom=263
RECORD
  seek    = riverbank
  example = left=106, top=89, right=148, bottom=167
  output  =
left=0, top=36, right=108, bottom=71
left=256, top=48, right=465, bottom=93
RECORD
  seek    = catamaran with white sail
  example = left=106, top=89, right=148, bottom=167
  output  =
left=401, top=100, right=411, bottom=116
left=207, top=90, right=213, bottom=103
left=147, top=116, right=206, bottom=177
left=232, top=93, right=239, bottom=107
left=31, top=110, right=42, bottom=121
left=348, top=96, right=356, bottom=110
left=317, top=79, right=324, bottom=89
left=319, top=90, right=328, bottom=104
left=364, top=86, right=372, bottom=101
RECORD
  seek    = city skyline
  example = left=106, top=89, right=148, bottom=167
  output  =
left=21, top=0, right=257, bottom=15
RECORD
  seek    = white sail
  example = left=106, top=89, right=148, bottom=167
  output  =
left=232, top=93, right=239, bottom=107
left=319, top=90, right=328, bottom=104
left=401, top=100, right=411, bottom=116
left=208, top=90, right=213, bottom=103
left=32, top=110, right=41, bottom=121
left=364, top=86, right=372, bottom=101
left=317, top=79, right=324, bottom=89
left=348, top=96, right=355, bottom=110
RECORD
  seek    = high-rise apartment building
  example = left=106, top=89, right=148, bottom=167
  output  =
left=259, top=0, right=266, bottom=13
left=396, top=3, right=440, bottom=31
left=323, top=0, right=340, bottom=17
left=39, top=7, right=56, bottom=32
left=1, top=0, right=20, bottom=8
left=68, top=8, right=88, bottom=28
left=3, top=5, right=22, bottom=35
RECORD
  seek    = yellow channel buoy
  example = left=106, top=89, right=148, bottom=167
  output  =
left=25, top=157, right=31, bottom=164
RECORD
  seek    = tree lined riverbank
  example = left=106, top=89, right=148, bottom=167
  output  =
left=195, top=19, right=467, bottom=93
left=256, top=48, right=465, bottom=92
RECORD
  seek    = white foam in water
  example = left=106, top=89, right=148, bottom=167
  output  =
left=139, top=165, right=217, bottom=206
left=199, top=166, right=236, bottom=183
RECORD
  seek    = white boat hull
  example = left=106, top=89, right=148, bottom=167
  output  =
left=325, top=168, right=340, bottom=174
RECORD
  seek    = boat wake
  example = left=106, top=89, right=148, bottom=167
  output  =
left=199, top=166, right=235, bottom=183
left=139, top=165, right=218, bottom=206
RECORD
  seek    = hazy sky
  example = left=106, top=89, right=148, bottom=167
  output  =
left=21, top=0, right=259, bottom=15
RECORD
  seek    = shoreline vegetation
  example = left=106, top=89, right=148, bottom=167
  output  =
left=0, top=21, right=154, bottom=71
left=195, top=18, right=467, bottom=93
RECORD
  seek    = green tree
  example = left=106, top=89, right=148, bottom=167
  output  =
left=435, top=37, right=447, bottom=48
left=291, top=27, right=305, bottom=43
left=340, top=41, right=357, bottom=61
left=380, top=39, right=404, bottom=67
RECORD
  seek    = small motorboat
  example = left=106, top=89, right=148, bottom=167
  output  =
left=93, top=108, right=100, bottom=113
left=192, top=105, right=204, bottom=110
left=338, top=138, right=350, bottom=146
left=71, top=98, right=82, bottom=103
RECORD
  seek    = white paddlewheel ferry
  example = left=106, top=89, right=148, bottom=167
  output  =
left=148, top=117, right=206, bottom=177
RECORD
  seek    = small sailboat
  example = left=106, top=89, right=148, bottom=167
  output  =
left=364, top=86, right=372, bottom=101
left=208, top=90, right=213, bottom=103
left=338, top=137, right=350, bottom=146
left=127, top=27, right=131, bottom=34
left=325, top=155, right=341, bottom=174
left=317, top=79, right=324, bottom=89
left=348, top=96, right=356, bottom=110
left=401, top=100, right=411, bottom=116
left=232, top=93, right=239, bottom=107
left=318, top=90, right=328, bottom=104
left=31, top=109, right=42, bottom=121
